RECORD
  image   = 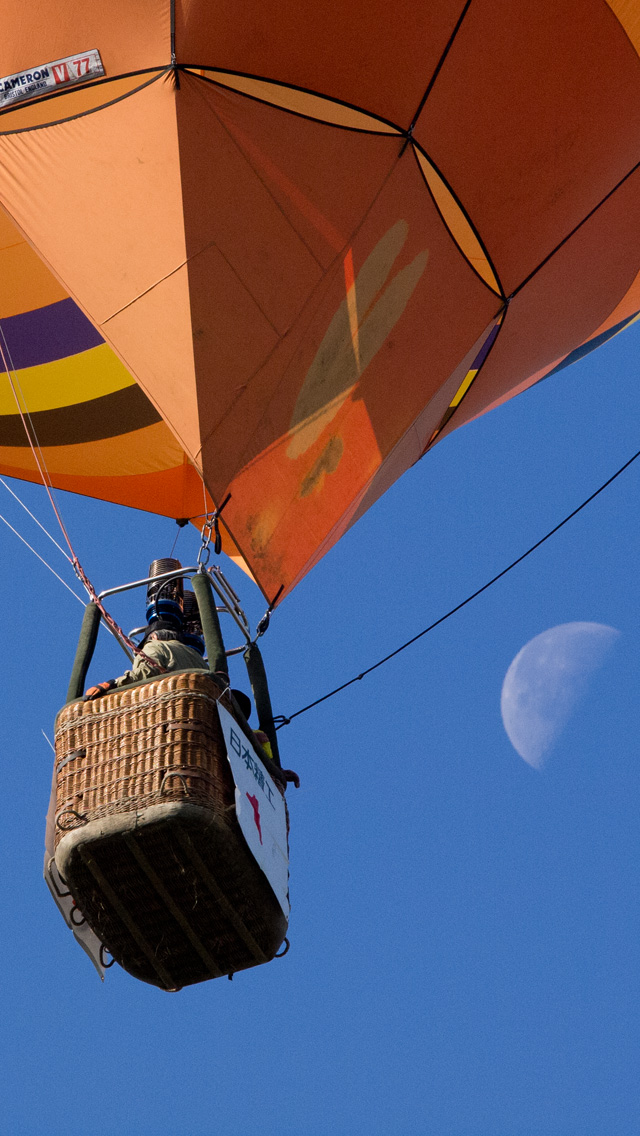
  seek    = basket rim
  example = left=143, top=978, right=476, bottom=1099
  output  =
left=55, top=799, right=230, bottom=877
left=53, top=669, right=279, bottom=785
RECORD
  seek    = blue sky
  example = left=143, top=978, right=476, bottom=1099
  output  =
left=1, top=320, right=640, bottom=1136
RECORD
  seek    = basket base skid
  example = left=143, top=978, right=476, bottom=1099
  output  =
left=55, top=801, right=288, bottom=990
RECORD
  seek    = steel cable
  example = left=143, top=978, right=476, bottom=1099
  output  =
left=276, top=446, right=640, bottom=728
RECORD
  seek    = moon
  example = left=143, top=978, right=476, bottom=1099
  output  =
left=501, top=622, right=619, bottom=769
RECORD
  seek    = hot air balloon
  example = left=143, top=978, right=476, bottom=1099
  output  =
left=48, top=556, right=293, bottom=990
left=0, top=1, right=639, bottom=986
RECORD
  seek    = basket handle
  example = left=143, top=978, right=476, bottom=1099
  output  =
left=55, top=807, right=88, bottom=831
left=160, top=771, right=190, bottom=797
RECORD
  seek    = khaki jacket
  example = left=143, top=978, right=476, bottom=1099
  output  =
left=115, top=637, right=208, bottom=687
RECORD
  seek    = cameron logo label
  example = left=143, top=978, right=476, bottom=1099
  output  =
left=0, top=49, right=105, bottom=108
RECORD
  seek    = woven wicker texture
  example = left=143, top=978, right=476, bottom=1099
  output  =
left=54, top=671, right=235, bottom=840
left=52, top=671, right=288, bottom=988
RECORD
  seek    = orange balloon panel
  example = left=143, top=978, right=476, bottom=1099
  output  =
left=197, top=152, right=499, bottom=597
left=414, top=0, right=640, bottom=295
left=0, top=200, right=213, bottom=525
left=0, top=1, right=169, bottom=79
left=0, top=2, right=636, bottom=603
left=176, top=0, right=466, bottom=128
left=440, top=162, right=640, bottom=434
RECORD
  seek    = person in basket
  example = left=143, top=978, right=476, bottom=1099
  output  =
left=84, top=620, right=207, bottom=699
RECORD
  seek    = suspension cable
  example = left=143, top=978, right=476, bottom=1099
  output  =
left=0, top=476, right=73, bottom=563
left=0, top=323, right=165, bottom=672
left=0, top=509, right=85, bottom=605
left=275, top=445, right=640, bottom=728
left=0, top=326, right=78, bottom=561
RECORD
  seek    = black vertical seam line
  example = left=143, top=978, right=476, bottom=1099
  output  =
left=170, top=1, right=179, bottom=86
left=269, top=585, right=284, bottom=610
left=411, top=141, right=505, bottom=299
left=424, top=299, right=509, bottom=453
left=407, top=0, right=475, bottom=133
left=216, top=515, right=271, bottom=605
left=510, top=155, right=640, bottom=300
left=175, top=67, right=332, bottom=604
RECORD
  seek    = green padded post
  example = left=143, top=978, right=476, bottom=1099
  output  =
left=243, top=641, right=281, bottom=767
left=66, top=601, right=102, bottom=704
left=192, top=572, right=228, bottom=680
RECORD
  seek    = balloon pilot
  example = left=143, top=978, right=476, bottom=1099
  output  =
left=53, top=556, right=297, bottom=989
left=84, top=558, right=299, bottom=791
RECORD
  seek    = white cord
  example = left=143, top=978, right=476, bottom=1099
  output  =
left=0, top=509, right=85, bottom=604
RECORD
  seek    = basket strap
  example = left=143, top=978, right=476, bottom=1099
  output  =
left=77, top=845, right=179, bottom=991
left=123, top=834, right=225, bottom=979
left=174, top=826, right=268, bottom=964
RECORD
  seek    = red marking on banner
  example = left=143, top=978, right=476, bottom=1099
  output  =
left=246, top=792, right=263, bottom=844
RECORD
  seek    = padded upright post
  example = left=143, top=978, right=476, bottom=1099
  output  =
left=192, top=572, right=228, bottom=680
left=244, top=641, right=281, bottom=767
left=66, top=601, right=101, bottom=704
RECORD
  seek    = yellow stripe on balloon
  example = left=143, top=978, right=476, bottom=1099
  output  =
left=0, top=342, right=135, bottom=415
left=449, top=367, right=478, bottom=409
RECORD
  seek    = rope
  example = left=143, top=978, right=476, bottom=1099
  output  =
left=72, top=560, right=166, bottom=673
left=0, top=324, right=81, bottom=560
left=0, top=322, right=165, bottom=672
left=276, top=445, right=640, bottom=728
left=0, top=476, right=73, bottom=563
left=169, top=524, right=182, bottom=558
left=0, top=508, right=85, bottom=604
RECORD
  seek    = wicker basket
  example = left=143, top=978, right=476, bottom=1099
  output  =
left=53, top=670, right=288, bottom=990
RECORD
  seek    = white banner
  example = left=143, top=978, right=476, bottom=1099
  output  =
left=0, top=50, right=105, bottom=108
left=217, top=703, right=289, bottom=918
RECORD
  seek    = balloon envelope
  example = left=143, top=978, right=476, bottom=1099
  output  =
left=0, top=2, right=638, bottom=600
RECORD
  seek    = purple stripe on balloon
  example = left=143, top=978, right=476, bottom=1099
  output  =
left=0, top=298, right=103, bottom=371
left=471, top=318, right=501, bottom=370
